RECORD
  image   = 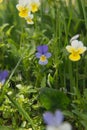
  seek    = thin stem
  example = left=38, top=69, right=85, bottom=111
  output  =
left=0, top=48, right=29, bottom=103
left=6, top=94, right=35, bottom=130
left=80, top=0, right=87, bottom=30
left=69, top=61, right=74, bottom=93
left=75, top=62, right=80, bottom=98
left=75, top=62, right=78, bottom=90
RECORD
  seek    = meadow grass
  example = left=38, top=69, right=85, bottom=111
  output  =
left=0, top=0, right=87, bottom=130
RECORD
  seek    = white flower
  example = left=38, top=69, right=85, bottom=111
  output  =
left=17, top=0, right=30, bottom=7
left=29, top=0, right=40, bottom=13
left=66, top=35, right=87, bottom=61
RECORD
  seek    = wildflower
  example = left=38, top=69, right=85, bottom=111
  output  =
left=16, top=0, right=31, bottom=18
left=43, top=110, right=72, bottom=130
left=36, top=45, right=51, bottom=65
left=16, top=0, right=40, bottom=24
left=25, top=12, right=34, bottom=24
left=66, top=35, right=86, bottom=61
left=0, top=0, right=3, bottom=3
left=29, top=0, right=40, bottom=13
left=16, top=5, right=30, bottom=18
left=0, top=70, right=9, bottom=88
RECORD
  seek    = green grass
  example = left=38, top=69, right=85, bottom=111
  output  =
left=0, top=0, right=87, bottom=129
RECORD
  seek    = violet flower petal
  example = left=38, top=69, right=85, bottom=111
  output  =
left=39, top=60, right=48, bottom=65
left=0, top=79, right=5, bottom=85
left=0, top=70, right=9, bottom=81
left=43, top=112, right=55, bottom=126
left=37, top=45, right=48, bottom=54
left=36, top=52, right=42, bottom=58
left=54, top=110, right=64, bottom=126
left=45, top=52, right=51, bottom=58
left=42, top=45, right=48, bottom=53
left=37, top=45, right=43, bottom=53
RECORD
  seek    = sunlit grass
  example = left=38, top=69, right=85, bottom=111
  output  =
left=0, top=0, right=87, bottom=130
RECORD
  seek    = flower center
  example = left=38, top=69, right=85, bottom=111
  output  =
left=40, top=55, right=46, bottom=62
left=19, top=7, right=29, bottom=18
left=31, top=3, right=39, bottom=12
left=72, top=50, right=80, bottom=56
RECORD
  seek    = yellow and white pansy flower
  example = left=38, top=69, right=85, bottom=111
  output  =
left=25, top=12, right=34, bottom=24
left=29, top=0, right=40, bottom=13
left=16, top=0, right=40, bottom=24
left=16, top=5, right=30, bottom=18
left=66, top=35, right=86, bottom=61
left=16, top=0, right=31, bottom=18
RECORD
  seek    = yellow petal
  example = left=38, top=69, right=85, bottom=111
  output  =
left=69, top=53, right=80, bottom=61
left=0, top=0, right=3, bottom=3
left=19, top=8, right=29, bottom=18
left=77, top=47, right=86, bottom=54
left=31, top=3, right=39, bottom=13
left=66, top=46, right=75, bottom=53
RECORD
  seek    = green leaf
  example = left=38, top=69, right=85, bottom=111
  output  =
left=6, top=25, right=14, bottom=36
left=0, top=23, right=9, bottom=32
left=0, top=126, right=13, bottom=130
left=39, top=88, right=70, bottom=111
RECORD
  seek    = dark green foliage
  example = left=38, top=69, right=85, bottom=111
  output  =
left=39, top=87, right=70, bottom=111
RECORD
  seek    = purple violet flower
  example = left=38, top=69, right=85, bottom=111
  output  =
left=36, top=45, right=51, bottom=65
left=0, top=70, right=9, bottom=88
left=43, top=110, right=72, bottom=130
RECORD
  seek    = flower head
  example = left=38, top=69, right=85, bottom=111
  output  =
left=0, top=70, right=9, bottom=88
left=29, top=0, right=40, bottom=13
left=66, top=34, right=86, bottom=61
left=16, top=4, right=30, bottom=18
left=36, top=45, right=51, bottom=65
left=43, top=110, right=72, bottom=130
left=16, top=0, right=40, bottom=24
left=0, top=0, right=3, bottom=3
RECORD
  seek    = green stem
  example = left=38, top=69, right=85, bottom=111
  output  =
left=0, top=48, right=29, bottom=103
left=79, top=0, right=87, bottom=30
left=69, top=61, right=74, bottom=93
left=75, top=62, right=78, bottom=90
left=6, top=94, right=35, bottom=130
left=75, top=62, right=80, bottom=98
left=83, top=58, right=87, bottom=90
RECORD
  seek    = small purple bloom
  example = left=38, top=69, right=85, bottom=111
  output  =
left=0, top=70, right=9, bottom=85
left=43, top=110, right=72, bottom=130
left=36, top=45, right=51, bottom=65
left=43, top=110, right=64, bottom=127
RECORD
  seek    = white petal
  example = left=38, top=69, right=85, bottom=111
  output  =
left=78, top=41, right=84, bottom=47
left=58, top=122, right=72, bottom=130
left=46, top=126, right=57, bottom=130
left=70, top=34, right=79, bottom=43
left=71, top=40, right=80, bottom=49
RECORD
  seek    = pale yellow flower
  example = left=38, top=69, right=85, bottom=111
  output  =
left=16, top=5, right=29, bottom=18
left=0, top=0, right=3, bottom=3
left=30, top=0, right=40, bottom=13
left=66, top=35, right=86, bottom=61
